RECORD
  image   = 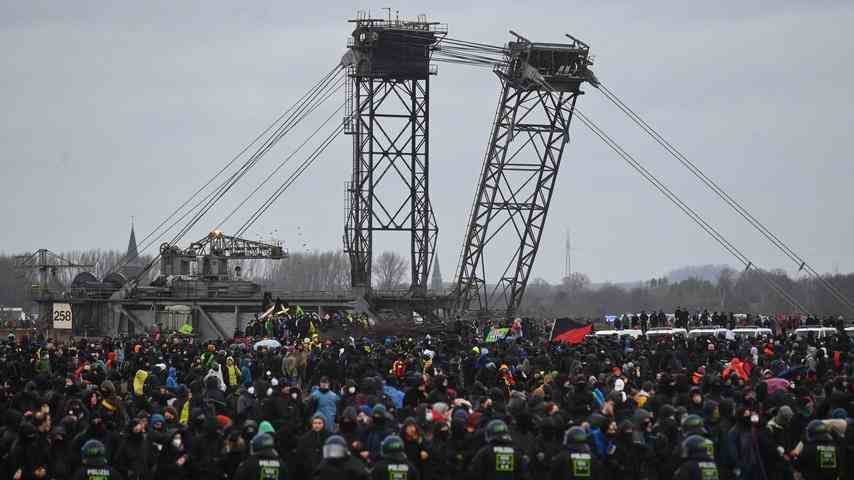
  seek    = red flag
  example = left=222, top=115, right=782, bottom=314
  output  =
left=553, top=324, right=592, bottom=344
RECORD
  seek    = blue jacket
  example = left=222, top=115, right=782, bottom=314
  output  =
left=310, top=387, right=340, bottom=429
left=240, top=366, right=252, bottom=387
left=590, top=427, right=613, bottom=459
left=166, top=367, right=178, bottom=390
left=362, top=422, right=395, bottom=462
left=592, top=388, right=605, bottom=408
left=383, top=384, right=405, bottom=409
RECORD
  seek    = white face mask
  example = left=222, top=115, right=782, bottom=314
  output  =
left=750, top=414, right=759, bottom=424
left=348, top=387, right=356, bottom=394
left=291, top=393, right=299, bottom=400
left=172, top=438, right=182, bottom=448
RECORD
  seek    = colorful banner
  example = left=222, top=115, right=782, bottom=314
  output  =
left=485, top=327, right=510, bottom=343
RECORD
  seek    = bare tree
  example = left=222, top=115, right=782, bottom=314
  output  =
left=374, top=251, right=408, bottom=290
left=265, top=251, right=350, bottom=291
left=561, top=272, right=591, bottom=292
left=718, top=267, right=736, bottom=309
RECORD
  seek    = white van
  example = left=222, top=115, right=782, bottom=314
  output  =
left=731, top=327, right=773, bottom=339
left=645, top=327, right=688, bottom=339
left=594, top=329, right=643, bottom=339
left=688, top=327, right=730, bottom=339
left=792, top=327, right=838, bottom=339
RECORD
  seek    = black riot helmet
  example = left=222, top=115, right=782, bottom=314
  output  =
left=564, top=426, right=589, bottom=446
left=251, top=433, right=276, bottom=455
left=681, top=414, right=707, bottom=436
left=681, top=435, right=714, bottom=460
left=806, top=420, right=833, bottom=442
left=81, top=439, right=107, bottom=465
left=323, top=435, right=348, bottom=459
left=381, top=435, right=406, bottom=460
left=485, top=419, right=511, bottom=443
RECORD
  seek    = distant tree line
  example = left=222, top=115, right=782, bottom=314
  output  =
left=0, top=256, right=28, bottom=307
left=522, top=268, right=854, bottom=318
left=4, top=249, right=854, bottom=319
left=0, top=249, right=156, bottom=307
left=257, top=250, right=409, bottom=291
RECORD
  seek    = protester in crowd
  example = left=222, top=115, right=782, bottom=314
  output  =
left=0, top=309, right=852, bottom=480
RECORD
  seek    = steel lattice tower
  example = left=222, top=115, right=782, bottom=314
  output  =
left=343, top=15, right=444, bottom=293
left=455, top=33, right=594, bottom=319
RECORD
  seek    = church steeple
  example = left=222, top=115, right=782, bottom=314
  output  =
left=126, top=224, right=139, bottom=260
left=121, top=220, right=144, bottom=279
left=430, top=250, right=443, bottom=291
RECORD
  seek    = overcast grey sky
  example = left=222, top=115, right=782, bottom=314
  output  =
left=2, top=0, right=852, bottom=285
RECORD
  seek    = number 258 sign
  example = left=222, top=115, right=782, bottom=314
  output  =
left=53, top=303, right=73, bottom=329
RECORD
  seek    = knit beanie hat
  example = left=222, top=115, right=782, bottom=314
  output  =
left=774, top=406, right=794, bottom=426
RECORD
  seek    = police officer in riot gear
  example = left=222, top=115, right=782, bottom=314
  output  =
left=550, top=426, right=602, bottom=479
left=795, top=420, right=841, bottom=480
left=234, top=433, right=287, bottom=480
left=71, top=439, right=125, bottom=480
left=680, top=415, right=707, bottom=438
left=468, top=419, right=528, bottom=480
left=313, top=435, right=369, bottom=480
left=673, top=435, right=718, bottom=480
left=370, top=435, right=420, bottom=480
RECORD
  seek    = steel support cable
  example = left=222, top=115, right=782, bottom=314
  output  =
left=132, top=68, right=344, bottom=271
left=433, top=51, right=505, bottom=66
left=433, top=50, right=499, bottom=63
left=237, top=123, right=343, bottom=236
left=388, top=31, right=508, bottom=53
left=575, top=108, right=811, bottom=314
left=433, top=55, right=503, bottom=66
left=598, top=82, right=854, bottom=314
left=439, top=36, right=508, bottom=53
left=110, top=65, right=341, bottom=275
left=171, top=68, right=343, bottom=228
left=435, top=43, right=507, bottom=58
left=596, top=82, right=854, bottom=315
left=433, top=43, right=508, bottom=58
left=235, top=122, right=345, bottom=237
left=384, top=32, right=508, bottom=65
left=193, top=68, right=345, bottom=216
left=432, top=44, right=507, bottom=61
left=438, top=45, right=506, bottom=57
left=380, top=42, right=504, bottom=66
left=127, top=67, right=344, bottom=282
left=133, top=65, right=339, bottom=255
left=431, top=56, right=502, bottom=68
left=161, top=69, right=343, bottom=252
left=217, top=98, right=346, bottom=229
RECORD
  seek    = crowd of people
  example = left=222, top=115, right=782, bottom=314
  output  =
left=242, top=299, right=372, bottom=339
left=0, top=311, right=853, bottom=480
left=610, top=309, right=837, bottom=333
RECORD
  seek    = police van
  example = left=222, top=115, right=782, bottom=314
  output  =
left=644, top=327, right=688, bottom=340
left=593, top=329, right=643, bottom=339
left=792, top=326, right=839, bottom=339
left=688, top=326, right=730, bottom=339
left=730, top=327, right=773, bottom=339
